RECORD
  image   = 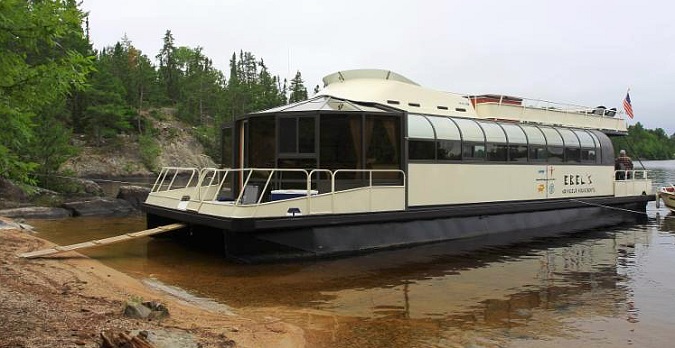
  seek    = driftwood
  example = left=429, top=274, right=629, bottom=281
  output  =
left=100, top=330, right=156, bottom=348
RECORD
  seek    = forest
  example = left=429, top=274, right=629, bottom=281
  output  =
left=1, top=0, right=674, bottom=190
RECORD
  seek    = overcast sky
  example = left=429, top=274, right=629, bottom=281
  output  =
left=82, top=0, right=675, bottom=134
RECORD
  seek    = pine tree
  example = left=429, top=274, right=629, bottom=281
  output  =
left=156, top=30, right=180, bottom=104
left=289, top=71, right=308, bottom=103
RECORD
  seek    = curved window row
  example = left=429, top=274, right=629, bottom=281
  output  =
left=407, top=114, right=607, bottom=164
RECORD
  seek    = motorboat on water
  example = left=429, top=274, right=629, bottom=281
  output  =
left=657, top=185, right=675, bottom=212
left=141, top=69, right=653, bottom=261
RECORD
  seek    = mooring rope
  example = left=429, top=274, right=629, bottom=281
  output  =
left=569, top=198, right=675, bottom=221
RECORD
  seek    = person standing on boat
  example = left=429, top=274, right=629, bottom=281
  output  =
left=615, top=149, right=633, bottom=180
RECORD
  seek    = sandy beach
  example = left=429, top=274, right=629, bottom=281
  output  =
left=0, top=219, right=305, bottom=348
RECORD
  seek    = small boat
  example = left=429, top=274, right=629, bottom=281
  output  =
left=658, top=186, right=675, bottom=211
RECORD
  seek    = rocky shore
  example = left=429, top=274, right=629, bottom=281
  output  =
left=0, top=219, right=305, bottom=348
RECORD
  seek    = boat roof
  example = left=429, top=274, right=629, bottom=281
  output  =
left=246, top=69, right=627, bottom=134
left=315, top=69, right=628, bottom=133
left=316, top=69, right=475, bottom=118
left=251, top=95, right=392, bottom=114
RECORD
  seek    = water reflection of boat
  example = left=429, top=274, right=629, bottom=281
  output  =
left=659, top=212, right=675, bottom=232
left=658, top=185, right=675, bottom=212
left=306, top=228, right=644, bottom=323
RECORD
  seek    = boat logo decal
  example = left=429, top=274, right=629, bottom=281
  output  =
left=562, top=173, right=596, bottom=194
left=287, top=207, right=302, bottom=216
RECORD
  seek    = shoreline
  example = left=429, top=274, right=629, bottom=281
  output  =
left=0, top=219, right=305, bottom=347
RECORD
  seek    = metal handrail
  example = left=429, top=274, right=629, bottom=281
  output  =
left=614, top=170, right=649, bottom=181
left=152, top=167, right=407, bottom=214
left=151, top=167, right=199, bottom=193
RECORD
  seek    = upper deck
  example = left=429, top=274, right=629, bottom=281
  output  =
left=317, top=69, right=627, bottom=134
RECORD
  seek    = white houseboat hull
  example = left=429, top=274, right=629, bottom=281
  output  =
left=142, top=69, right=653, bottom=262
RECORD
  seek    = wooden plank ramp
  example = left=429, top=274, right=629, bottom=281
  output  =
left=18, top=223, right=186, bottom=259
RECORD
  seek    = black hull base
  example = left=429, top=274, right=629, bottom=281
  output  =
left=143, top=196, right=650, bottom=262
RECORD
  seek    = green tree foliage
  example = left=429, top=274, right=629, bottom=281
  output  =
left=27, top=102, right=79, bottom=189
left=288, top=71, right=308, bottom=103
left=175, top=46, right=225, bottom=125
left=611, top=122, right=675, bottom=160
left=82, top=63, right=134, bottom=146
left=157, top=30, right=180, bottom=104
left=0, top=0, right=93, bottom=183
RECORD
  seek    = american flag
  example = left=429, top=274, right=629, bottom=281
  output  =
left=623, top=92, right=634, bottom=119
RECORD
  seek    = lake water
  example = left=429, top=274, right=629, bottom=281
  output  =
left=28, top=160, right=675, bottom=347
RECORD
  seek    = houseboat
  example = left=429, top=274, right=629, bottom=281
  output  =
left=141, top=69, right=653, bottom=261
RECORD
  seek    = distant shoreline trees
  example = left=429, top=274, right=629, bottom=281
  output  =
left=611, top=123, right=675, bottom=161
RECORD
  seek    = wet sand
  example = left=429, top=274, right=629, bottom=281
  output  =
left=0, top=221, right=305, bottom=348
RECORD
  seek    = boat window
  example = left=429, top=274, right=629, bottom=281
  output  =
left=319, top=114, right=360, bottom=170
left=366, top=116, right=400, bottom=169
left=463, top=142, right=486, bottom=161
left=409, top=140, right=436, bottom=160
left=529, top=146, right=548, bottom=162
left=453, top=118, right=485, bottom=143
left=581, top=148, right=597, bottom=163
left=509, top=145, right=528, bottom=162
left=521, top=125, right=546, bottom=145
left=249, top=116, right=276, bottom=167
left=548, top=146, right=564, bottom=162
left=501, top=124, right=527, bottom=144
left=588, top=132, right=603, bottom=163
left=574, top=130, right=595, bottom=148
left=565, top=147, right=581, bottom=163
left=539, top=127, right=563, bottom=146
left=437, top=140, right=462, bottom=160
left=558, top=128, right=580, bottom=163
left=278, top=116, right=316, bottom=155
left=299, top=117, right=316, bottom=153
left=575, top=130, right=597, bottom=164
left=408, top=114, right=435, bottom=139
left=480, top=121, right=507, bottom=162
left=486, top=144, right=508, bottom=161
left=479, top=121, right=507, bottom=143
left=558, top=128, right=579, bottom=148
left=278, top=117, right=297, bottom=153
left=428, top=116, right=461, bottom=140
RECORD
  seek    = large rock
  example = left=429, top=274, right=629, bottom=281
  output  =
left=123, top=300, right=169, bottom=320
left=0, top=217, right=34, bottom=230
left=74, top=178, right=104, bottom=196
left=62, top=197, right=135, bottom=216
left=123, top=302, right=153, bottom=319
left=117, top=185, right=151, bottom=209
left=0, top=206, right=71, bottom=219
left=0, top=177, right=29, bottom=204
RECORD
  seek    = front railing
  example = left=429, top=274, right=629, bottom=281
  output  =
left=613, top=169, right=652, bottom=197
left=471, top=96, right=628, bottom=132
left=149, top=167, right=407, bottom=216
left=614, top=169, right=648, bottom=181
